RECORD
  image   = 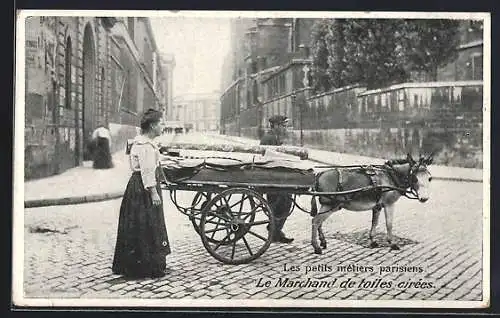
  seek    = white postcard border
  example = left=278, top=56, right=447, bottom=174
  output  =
left=13, top=9, right=492, bottom=309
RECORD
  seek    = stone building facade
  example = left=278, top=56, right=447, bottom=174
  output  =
left=160, top=53, right=176, bottom=122
left=221, top=19, right=483, bottom=133
left=171, top=92, right=220, bottom=132
left=220, top=18, right=314, bottom=136
left=24, top=16, right=172, bottom=180
left=219, top=18, right=484, bottom=168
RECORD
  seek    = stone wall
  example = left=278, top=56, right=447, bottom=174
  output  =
left=24, top=16, right=164, bottom=180
left=24, top=17, right=111, bottom=179
left=231, top=82, right=483, bottom=169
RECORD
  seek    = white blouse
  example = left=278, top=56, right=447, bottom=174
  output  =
left=92, top=127, right=112, bottom=141
left=129, top=135, right=161, bottom=189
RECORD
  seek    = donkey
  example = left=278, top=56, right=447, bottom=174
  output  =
left=310, top=153, right=433, bottom=254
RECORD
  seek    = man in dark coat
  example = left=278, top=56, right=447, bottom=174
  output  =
left=260, top=115, right=294, bottom=244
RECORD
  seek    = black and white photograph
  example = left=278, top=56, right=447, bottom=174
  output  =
left=13, top=10, right=490, bottom=308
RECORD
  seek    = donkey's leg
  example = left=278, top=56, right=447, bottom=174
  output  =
left=318, top=223, right=327, bottom=249
left=311, top=204, right=336, bottom=255
left=369, top=205, right=382, bottom=248
left=383, top=204, right=400, bottom=250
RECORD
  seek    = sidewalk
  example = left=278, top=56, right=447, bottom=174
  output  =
left=24, top=133, right=484, bottom=208
left=206, top=133, right=484, bottom=183
left=24, top=150, right=131, bottom=208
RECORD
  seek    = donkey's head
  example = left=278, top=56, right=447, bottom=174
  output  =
left=406, top=153, right=434, bottom=203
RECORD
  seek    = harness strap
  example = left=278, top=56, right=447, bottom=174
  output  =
left=362, top=165, right=384, bottom=207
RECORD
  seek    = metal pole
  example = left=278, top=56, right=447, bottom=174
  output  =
left=292, top=92, right=302, bottom=147
left=298, top=93, right=303, bottom=147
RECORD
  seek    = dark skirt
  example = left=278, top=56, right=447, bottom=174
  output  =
left=93, top=137, right=114, bottom=169
left=112, top=169, right=171, bottom=278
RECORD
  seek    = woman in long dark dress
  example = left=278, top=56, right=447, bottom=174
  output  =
left=112, top=109, right=170, bottom=279
left=92, top=125, right=114, bottom=169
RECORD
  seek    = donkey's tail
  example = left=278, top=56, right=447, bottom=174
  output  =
left=310, top=196, right=318, bottom=216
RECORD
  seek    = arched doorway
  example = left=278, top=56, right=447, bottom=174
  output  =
left=82, top=23, right=96, bottom=160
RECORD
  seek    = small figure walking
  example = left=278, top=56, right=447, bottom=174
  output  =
left=260, top=115, right=294, bottom=244
left=112, top=108, right=171, bottom=279
left=91, top=123, right=114, bottom=169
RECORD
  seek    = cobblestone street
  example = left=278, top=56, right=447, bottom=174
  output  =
left=22, top=178, right=484, bottom=303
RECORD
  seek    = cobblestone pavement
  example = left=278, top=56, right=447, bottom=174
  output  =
left=21, top=176, right=484, bottom=303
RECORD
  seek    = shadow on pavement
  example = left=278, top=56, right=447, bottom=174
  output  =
left=329, top=230, right=419, bottom=248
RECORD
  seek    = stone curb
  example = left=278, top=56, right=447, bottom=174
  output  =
left=24, top=192, right=124, bottom=209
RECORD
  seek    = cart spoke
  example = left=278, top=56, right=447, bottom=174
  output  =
left=248, top=220, right=270, bottom=226
left=242, top=236, right=253, bottom=256
left=241, top=204, right=265, bottom=221
left=247, top=230, right=268, bottom=242
left=230, top=240, right=236, bottom=260
left=205, top=211, right=231, bottom=222
left=205, top=225, right=230, bottom=234
left=213, top=234, right=230, bottom=251
left=237, top=194, right=246, bottom=217
left=223, top=195, right=232, bottom=211
left=228, top=194, right=246, bottom=210
left=210, top=221, right=219, bottom=240
left=207, top=214, right=217, bottom=223
left=205, top=219, right=227, bottom=226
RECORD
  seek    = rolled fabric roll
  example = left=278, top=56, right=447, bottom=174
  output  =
left=158, top=142, right=309, bottom=160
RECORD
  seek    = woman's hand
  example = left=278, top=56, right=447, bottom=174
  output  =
left=150, top=189, right=162, bottom=206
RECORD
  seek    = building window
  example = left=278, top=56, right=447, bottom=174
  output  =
left=469, top=21, right=483, bottom=32
left=466, top=21, right=483, bottom=43
left=251, top=61, right=257, bottom=74
left=472, top=54, right=483, bottom=81
left=280, top=74, right=286, bottom=95
left=64, top=36, right=72, bottom=109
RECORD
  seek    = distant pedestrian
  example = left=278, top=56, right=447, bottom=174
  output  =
left=260, top=115, right=294, bottom=244
left=112, top=108, right=171, bottom=279
left=91, top=123, right=113, bottom=169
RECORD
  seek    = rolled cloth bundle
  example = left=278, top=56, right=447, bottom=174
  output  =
left=158, top=142, right=309, bottom=160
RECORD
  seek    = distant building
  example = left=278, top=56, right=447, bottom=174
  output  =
left=159, top=53, right=176, bottom=122
left=220, top=18, right=315, bottom=137
left=171, top=92, right=220, bottom=132
left=24, top=16, right=169, bottom=179
left=220, top=18, right=484, bottom=137
left=438, top=20, right=483, bottom=81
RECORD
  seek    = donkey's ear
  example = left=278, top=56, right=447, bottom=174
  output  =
left=424, top=152, right=435, bottom=165
left=406, top=153, right=415, bottom=163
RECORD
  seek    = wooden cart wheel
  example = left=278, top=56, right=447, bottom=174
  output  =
left=199, top=188, right=275, bottom=265
left=190, top=192, right=212, bottom=236
left=192, top=191, right=257, bottom=245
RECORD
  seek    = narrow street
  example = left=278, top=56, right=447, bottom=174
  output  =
left=24, top=154, right=483, bottom=300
